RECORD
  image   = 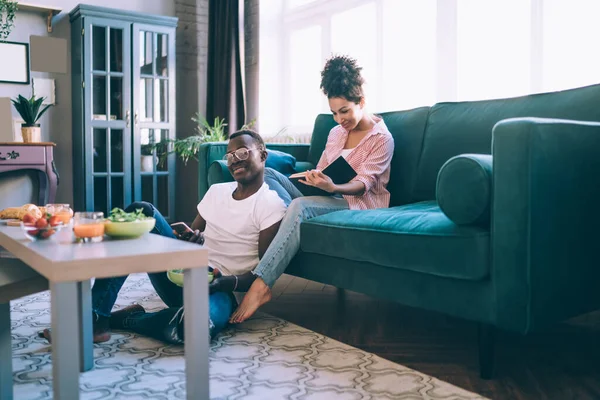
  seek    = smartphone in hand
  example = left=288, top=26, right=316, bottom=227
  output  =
left=170, top=222, right=194, bottom=239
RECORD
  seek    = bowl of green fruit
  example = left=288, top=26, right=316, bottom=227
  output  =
left=167, top=268, right=214, bottom=287
left=103, top=207, right=155, bottom=239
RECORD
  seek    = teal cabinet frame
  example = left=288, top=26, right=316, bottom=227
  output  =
left=70, top=4, right=177, bottom=220
left=132, top=23, right=177, bottom=220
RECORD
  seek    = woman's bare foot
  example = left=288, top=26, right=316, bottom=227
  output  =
left=229, top=278, right=272, bottom=323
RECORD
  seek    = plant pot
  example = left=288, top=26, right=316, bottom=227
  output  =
left=21, top=125, right=41, bottom=143
left=141, top=155, right=156, bottom=172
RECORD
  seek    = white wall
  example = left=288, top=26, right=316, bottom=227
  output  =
left=0, top=0, right=175, bottom=205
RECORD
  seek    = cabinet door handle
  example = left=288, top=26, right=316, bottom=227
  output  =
left=126, top=110, right=131, bottom=127
left=135, top=111, right=139, bottom=125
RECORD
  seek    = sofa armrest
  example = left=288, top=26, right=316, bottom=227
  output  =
left=197, top=142, right=228, bottom=203
left=198, top=142, right=311, bottom=201
left=492, top=117, right=600, bottom=333
left=207, top=160, right=234, bottom=186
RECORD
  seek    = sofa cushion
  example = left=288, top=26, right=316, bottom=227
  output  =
left=295, top=161, right=314, bottom=173
left=300, top=201, right=490, bottom=281
left=307, top=114, right=338, bottom=166
left=266, top=149, right=296, bottom=175
left=377, top=108, right=430, bottom=206
left=436, top=154, right=492, bottom=226
left=413, top=83, right=600, bottom=201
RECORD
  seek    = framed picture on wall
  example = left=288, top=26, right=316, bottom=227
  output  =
left=0, top=42, right=30, bottom=84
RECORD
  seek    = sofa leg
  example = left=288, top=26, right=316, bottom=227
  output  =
left=478, top=323, right=495, bottom=379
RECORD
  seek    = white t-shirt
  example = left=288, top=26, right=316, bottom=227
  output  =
left=197, top=182, right=287, bottom=276
left=340, top=148, right=354, bottom=159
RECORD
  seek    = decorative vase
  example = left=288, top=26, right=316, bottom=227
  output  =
left=21, top=125, right=41, bottom=143
left=141, top=155, right=155, bottom=172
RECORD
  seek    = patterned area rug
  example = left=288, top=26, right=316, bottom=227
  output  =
left=10, top=274, right=487, bottom=399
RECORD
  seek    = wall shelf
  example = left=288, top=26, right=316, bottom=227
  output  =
left=17, top=2, right=62, bottom=33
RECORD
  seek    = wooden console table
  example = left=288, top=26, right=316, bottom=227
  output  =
left=0, top=142, right=59, bottom=205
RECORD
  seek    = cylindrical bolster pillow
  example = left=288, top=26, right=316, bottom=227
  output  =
left=436, top=154, right=493, bottom=226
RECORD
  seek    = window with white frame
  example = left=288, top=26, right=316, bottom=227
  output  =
left=259, top=0, right=600, bottom=140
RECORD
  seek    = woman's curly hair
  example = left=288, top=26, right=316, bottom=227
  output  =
left=320, top=55, right=365, bottom=104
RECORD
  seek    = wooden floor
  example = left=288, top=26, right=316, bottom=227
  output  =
left=260, top=274, right=600, bottom=400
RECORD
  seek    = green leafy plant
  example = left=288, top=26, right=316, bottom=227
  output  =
left=0, top=0, right=17, bottom=41
left=192, top=114, right=228, bottom=142
left=11, top=95, right=52, bottom=126
left=156, top=114, right=256, bottom=165
left=141, top=143, right=154, bottom=156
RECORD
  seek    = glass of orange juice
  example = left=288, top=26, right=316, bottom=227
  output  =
left=73, top=212, right=105, bottom=242
left=45, top=204, right=74, bottom=225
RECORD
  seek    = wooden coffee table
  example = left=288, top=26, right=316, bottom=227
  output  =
left=0, top=225, right=210, bottom=400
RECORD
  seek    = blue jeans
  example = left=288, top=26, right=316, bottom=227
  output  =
left=91, top=201, right=235, bottom=341
left=259, top=168, right=349, bottom=288
left=119, top=291, right=235, bottom=344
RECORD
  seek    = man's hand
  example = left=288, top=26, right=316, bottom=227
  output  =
left=299, top=170, right=336, bottom=193
left=185, top=229, right=204, bottom=245
left=209, top=268, right=233, bottom=294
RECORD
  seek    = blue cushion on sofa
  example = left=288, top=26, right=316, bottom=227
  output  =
left=266, top=149, right=296, bottom=175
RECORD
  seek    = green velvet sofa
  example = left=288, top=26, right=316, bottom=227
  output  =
left=198, top=83, right=600, bottom=378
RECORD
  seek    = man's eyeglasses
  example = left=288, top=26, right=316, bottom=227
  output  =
left=223, top=147, right=259, bottom=164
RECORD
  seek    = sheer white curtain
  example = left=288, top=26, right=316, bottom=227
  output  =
left=259, top=0, right=600, bottom=139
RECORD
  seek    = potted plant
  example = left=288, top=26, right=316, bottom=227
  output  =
left=156, top=114, right=255, bottom=166
left=0, top=0, right=17, bottom=41
left=11, top=95, right=52, bottom=143
left=140, top=143, right=155, bottom=172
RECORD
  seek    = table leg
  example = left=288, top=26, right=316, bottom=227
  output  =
left=0, top=302, right=12, bottom=400
left=78, top=280, right=93, bottom=372
left=51, top=282, right=80, bottom=399
left=183, top=267, right=209, bottom=400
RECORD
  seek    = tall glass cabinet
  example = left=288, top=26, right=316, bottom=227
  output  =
left=70, top=5, right=177, bottom=220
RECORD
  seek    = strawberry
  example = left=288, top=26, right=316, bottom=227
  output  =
left=35, top=218, right=48, bottom=229
left=22, top=213, right=36, bottom=224
left=48, top=215, right=61, bottom=227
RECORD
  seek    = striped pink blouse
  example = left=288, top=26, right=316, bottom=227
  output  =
left=316, top=118, right=395, bottom=210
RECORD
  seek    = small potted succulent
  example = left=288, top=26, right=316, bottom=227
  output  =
left=140, top=143, right=155, bottom=172
left=11, top=94, right=52, bottom=143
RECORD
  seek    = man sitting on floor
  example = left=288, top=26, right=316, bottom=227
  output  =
left=41, top=129, right=287, bottom=343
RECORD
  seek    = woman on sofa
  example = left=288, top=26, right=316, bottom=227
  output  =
left=230, top=54, right=395, bottom=323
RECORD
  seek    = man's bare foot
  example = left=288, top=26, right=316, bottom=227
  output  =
left=39, top=313, right=111, bottom=343
left=229, top=278, right=272, bottom=323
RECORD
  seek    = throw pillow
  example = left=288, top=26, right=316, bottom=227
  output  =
left=265, top=149, right=296, bottom=176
